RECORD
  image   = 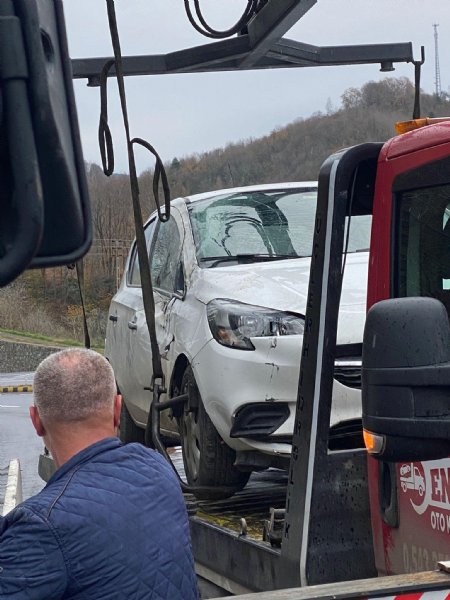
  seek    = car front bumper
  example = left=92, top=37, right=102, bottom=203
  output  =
left=191, top=336, right=361, bottom=456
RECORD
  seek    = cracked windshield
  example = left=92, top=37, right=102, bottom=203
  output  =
left=189, top=189, right=372, bottom=267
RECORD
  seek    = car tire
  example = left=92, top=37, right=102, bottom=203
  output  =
left=179, top=366, right=250, bottom=493
left=119, top=399, right=145, bottom=445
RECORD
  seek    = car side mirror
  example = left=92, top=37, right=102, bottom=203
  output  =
left=362, top=297, right=450, bottom=462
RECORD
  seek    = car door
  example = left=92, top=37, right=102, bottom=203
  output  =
left=107, top=218, right=156, bottom=425
left=127, top=207, right=185, bottom=428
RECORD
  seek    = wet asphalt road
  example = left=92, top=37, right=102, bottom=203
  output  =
left=0, top=372, right=45, bottom=501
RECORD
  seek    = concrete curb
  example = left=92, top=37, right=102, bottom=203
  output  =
left=2, top=459, right=23, bottom=516
left=0, top=385, right=33, bottom=393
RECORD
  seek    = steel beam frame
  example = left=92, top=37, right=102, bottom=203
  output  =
left=71, top=0, right=415, bottom=83
left=269, top=39, right=414, bottom=67
left=239, top=0, right=317, bottom=68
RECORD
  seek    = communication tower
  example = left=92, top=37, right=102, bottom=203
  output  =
left=433, top=23, right=442, bottom=97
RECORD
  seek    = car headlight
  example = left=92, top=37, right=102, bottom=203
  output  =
left=207, top=299, right=305, bottom=350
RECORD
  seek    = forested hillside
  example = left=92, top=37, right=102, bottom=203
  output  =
left=2, top=78, right=449, bottom=344
left=141, top=77, right=450, bottom=197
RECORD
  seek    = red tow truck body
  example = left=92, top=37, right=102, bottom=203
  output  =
left=367, top=121, right=450, bottom=576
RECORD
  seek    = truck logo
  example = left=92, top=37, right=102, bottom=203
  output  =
left=399, top=461, right=450, bottom=517
left=400, top=463, right=425, bottom=497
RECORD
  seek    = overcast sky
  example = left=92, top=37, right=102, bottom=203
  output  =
left=62, top=0, right=450, bottom=173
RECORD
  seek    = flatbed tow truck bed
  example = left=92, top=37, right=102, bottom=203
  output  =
left=167, top=452, right=450, bottom=600
left=191, top=472, right=286, bottom=536
left=163, top=449, right=287, bottom=596
left=184, top=475, right=287, bottom=540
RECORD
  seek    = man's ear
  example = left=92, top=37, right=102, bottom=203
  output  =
left=29, top=405, right=46, bottom=437
left=114, top=394, right=122, bottom=430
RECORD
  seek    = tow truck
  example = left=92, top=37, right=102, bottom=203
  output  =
left=172, top=117, right=450, bottom=598
left=3, top=1, right=450, bottom=599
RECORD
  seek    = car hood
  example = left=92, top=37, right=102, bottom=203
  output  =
left=192, top=252, right=368, bottom=345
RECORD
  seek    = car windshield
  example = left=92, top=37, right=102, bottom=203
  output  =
left=188, top=188, right=372, bottom=267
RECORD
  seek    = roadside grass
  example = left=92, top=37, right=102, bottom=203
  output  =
left=0, top=328, right=104, bottom=352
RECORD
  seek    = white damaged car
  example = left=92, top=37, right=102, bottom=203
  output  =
left=105, top=183, right=370, bottom=492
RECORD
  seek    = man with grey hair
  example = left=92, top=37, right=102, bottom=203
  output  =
left=0, top=348, right=198, bottom=599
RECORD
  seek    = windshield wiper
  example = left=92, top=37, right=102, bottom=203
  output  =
left=199, top=253, right=301, bottom=268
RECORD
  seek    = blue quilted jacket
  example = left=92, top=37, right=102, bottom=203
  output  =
left=0, top=437, right=198, bottom=599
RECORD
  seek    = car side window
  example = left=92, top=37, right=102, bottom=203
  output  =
left=150, top=217, right=183, bottom=293
left=128, top=220, right=156, bottom=286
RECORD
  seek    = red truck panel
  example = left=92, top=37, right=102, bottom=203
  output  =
left=367, top=122, right=450, bottom=576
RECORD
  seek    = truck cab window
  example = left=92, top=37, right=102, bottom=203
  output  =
left=395, top=181, right=450, bottom=318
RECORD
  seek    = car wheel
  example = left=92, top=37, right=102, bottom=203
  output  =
left=119, top=399, right=145, bottom=445
left=179, top=366, right=250, bottom=493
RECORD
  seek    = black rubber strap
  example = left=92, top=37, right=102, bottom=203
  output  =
left=98, top=59, right=115, bottom=176
left=131, top=137, right=170, bottom=223
left=68, top=261, right=91, bottom=349
left=75, top=261, right=91, bottom=349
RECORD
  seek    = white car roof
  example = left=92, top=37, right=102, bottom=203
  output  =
left=178, top=181, right=318, bottom=205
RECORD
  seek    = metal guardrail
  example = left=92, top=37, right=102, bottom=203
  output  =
left=1, top=458, right=23, bottom=516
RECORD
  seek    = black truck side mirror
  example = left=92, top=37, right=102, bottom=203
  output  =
left=362, top=297, right=450, bottom=462
left=0, top=0, right=91, bottom=287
